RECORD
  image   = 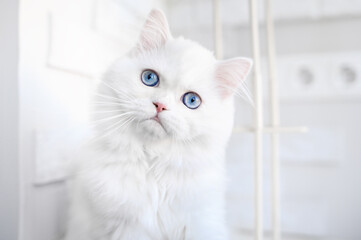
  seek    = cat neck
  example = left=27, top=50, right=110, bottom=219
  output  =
left=93, top=129, right=224, bottom=165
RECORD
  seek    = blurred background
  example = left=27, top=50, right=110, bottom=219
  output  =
left=1, top=0, right=361, bottom=239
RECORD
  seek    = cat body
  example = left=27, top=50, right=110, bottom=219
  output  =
left=65, top=133, right=228, bottom=240
left=65, top=9, right=251, bottom=240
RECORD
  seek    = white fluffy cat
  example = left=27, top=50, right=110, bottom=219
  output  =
left=65, top=9, right=252, bottom=240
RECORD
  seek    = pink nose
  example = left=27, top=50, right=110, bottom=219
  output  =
left=153, top=102, right=167, bottom=113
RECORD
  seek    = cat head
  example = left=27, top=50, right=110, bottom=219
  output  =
left=94, top=9, right=252, bottom=146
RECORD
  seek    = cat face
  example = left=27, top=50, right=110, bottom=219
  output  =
left=93, top=9, right=252, bottom=144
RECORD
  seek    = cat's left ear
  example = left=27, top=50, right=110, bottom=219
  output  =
left=215, top=57, right=253, bottom=99
left=136, top=9, right=172, bottom=52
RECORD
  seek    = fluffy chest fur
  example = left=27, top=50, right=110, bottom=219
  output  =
left=71, top=139, right=225, bottom=240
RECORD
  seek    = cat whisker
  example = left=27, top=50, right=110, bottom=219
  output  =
left=90, top=102, right=130, bottom=107
left=92, top=94, right=134, bottom=106
left=100, top=81, right=134, bottom=102
left=90, top=109, right=125, bottom=114
left=90, top=116, right=135, bottom=143
left=90, top=112, right=135, bottom=125
left=102, top=115, right=133, bottom=131
left=90, top=117, right=130, bottom=129
left=119, top=116, right=135, bottom=134
left=92, top=93, right=123, bottom=102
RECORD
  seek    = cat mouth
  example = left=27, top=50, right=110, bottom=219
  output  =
left=150, top=115, right=167, bottom=132
left=151, top=116, right=161, bottom=123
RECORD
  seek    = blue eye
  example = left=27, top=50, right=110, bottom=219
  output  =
left=182, top=92, right=201, bottom=109
left=141, top=70, right=159, bottom=87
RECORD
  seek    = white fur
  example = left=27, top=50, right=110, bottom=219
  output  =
left=65, top=9, right=252, bottom=240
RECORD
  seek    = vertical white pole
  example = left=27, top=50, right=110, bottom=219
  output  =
left=213, top=0, right=223, bottom=59
left=249, top=0, right=264, bottom=239
left=265, top=0, right=280, bottom=239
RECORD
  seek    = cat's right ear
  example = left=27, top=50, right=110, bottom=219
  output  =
left=215, top=57, right=253, bottom=99
left=136, top=9, right=172, bottom=52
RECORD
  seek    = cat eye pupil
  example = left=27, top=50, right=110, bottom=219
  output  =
left=182, top=92, right=201, bottom=109
left=141, top=70, right=159, bottom=87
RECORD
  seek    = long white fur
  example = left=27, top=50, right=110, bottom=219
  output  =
left=65, top=9, right=252, bottom=240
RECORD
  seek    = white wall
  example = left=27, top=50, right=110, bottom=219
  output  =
left=0, top=0, right=20, bottom=239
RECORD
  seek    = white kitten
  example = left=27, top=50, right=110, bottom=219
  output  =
left=65, top=9, right=252, bottom=240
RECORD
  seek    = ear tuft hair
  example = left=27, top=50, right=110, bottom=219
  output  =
left=137, top=9, right=172, bottom=52
left=215, top=57, right=253, bottom=99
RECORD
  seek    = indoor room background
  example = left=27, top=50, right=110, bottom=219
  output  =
left=1, top=0, right=361, bottom=239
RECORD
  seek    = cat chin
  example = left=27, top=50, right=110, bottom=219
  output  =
left=136, top=119, right=169, bottom=141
